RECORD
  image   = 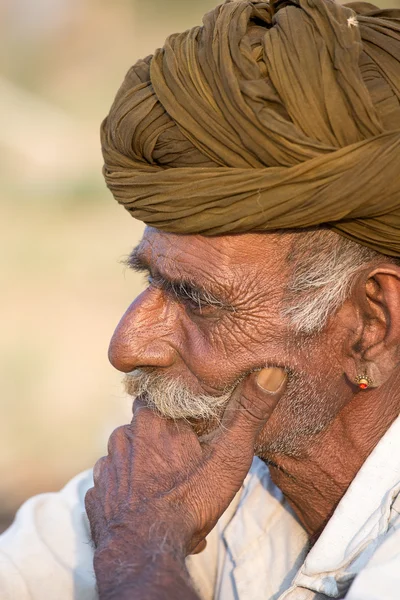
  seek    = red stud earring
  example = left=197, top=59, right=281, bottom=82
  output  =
left=355, top=375, right=373, bottom=390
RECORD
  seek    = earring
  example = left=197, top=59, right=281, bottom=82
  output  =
left=355, top=374, right=373, bottom=390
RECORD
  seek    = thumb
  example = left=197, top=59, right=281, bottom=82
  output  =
left=209, top=367, right=287, bottom=456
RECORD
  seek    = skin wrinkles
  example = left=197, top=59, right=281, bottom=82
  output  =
left=133, top=232, right=277, bottom=314
left=135, top=235, right=235, bottom=306
left=113, top=228, right=324, bottom=409
left=109, top=226, right=400, bottom=537
left=124, top=233, right=281, bottom=390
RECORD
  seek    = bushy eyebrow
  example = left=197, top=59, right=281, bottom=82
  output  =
left=125, top=247, right=235, bottom=312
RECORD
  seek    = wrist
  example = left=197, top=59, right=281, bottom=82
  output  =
left=96, top=565, right=197, bottom=600
left=93, top=536, right=190, bottom=600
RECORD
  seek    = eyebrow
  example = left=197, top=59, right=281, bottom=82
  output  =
left=125, top=247, right=235, bottom=312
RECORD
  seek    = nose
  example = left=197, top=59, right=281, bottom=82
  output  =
left=108, top=288, right=178, bottom=373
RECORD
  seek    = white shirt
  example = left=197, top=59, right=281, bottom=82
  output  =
left=2, top=416, right=400, bottom=599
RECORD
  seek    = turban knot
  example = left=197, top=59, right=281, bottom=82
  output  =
left=101, top=0, right=400, bottom=256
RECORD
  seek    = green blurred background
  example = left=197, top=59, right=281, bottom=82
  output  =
left=1, top=0, right=399, bottom=531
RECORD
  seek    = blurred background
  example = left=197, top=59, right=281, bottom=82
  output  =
left=0, top=0, right=218, bottom=532
left=1, top=0, right=399, bottom=532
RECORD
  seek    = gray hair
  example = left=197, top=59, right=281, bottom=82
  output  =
left=283, top=228, right=391, bottom=335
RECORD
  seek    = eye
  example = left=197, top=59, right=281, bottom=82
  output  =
left=182, top=295, right=212, bottom=315
left=146, top=274, right=160, bottom=289
left=145, top=274, right=224, bottom=316
left=180, top=287, right=225, bottom=317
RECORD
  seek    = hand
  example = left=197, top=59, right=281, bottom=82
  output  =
left=85, top=367, right=286, bottom=596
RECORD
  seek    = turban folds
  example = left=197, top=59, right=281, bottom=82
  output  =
left=101, top=0, right=400, bottom=256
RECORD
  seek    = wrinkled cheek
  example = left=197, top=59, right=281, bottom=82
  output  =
left=179, top=321, right=236, bottom=384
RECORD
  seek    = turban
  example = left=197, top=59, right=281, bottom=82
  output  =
left=101, top=0, right=400, bottom=256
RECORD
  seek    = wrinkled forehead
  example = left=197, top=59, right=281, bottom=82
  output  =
left=136, top=226, right=291, bottom=283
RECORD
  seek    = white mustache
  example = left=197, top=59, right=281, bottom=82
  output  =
left=124, top=368, right=233, bottom=420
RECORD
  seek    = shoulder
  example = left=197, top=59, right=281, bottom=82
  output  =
left=0, top=470, right=97, bottom=600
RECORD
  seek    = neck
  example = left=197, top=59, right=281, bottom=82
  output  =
left=267, top=383, right=400, bottom=540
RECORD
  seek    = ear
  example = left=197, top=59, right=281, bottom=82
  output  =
left=341, top=263, right=400, bottom=388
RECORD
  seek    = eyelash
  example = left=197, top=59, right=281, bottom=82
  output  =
left=146, top=275, right=221, bottom=314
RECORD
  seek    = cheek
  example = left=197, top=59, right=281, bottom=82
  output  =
left=178, top=309, right=288, bottom=389
left=285, top=328, right=345, bottom=377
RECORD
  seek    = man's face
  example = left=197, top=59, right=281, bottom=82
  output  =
left=109, top=227, right=350, bottom=460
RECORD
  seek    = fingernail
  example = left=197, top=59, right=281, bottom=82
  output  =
left=257, top=368, right=287, bottom=393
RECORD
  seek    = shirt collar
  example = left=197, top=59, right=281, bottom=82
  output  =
left=294, top=414, right=400, bottom=596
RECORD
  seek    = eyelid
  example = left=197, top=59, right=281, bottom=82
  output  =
left=146, top=274, right=167, bottom=295
left=144, top=270, right=234, bottom=313
left=127, top=255, right=228, bottom=309
left=147, top=275, right=220, bottom=311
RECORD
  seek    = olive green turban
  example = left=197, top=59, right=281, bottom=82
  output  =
left=101, top=0, right=400, bottom=256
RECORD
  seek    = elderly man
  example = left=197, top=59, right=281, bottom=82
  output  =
left=2, top=0, right=400, bottom=598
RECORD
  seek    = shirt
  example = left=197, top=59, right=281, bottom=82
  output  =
left=1, top=415, right=400, bottom=600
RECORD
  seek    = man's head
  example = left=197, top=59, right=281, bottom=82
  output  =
left=109, top=226, right=400, bottom=459
left=102, top=0, right=400, bottom=460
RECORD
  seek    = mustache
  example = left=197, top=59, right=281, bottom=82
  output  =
left=123, top=368, right=236, bottom=421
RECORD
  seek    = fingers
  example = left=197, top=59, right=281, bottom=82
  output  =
left=85, top=484, right=102, bottom=548
left=93, top=455, right=108, bottom=482
left=210, top=367, right=287, bottom=455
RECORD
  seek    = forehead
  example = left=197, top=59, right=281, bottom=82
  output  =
left=137, top=227, right=290, bottom=281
